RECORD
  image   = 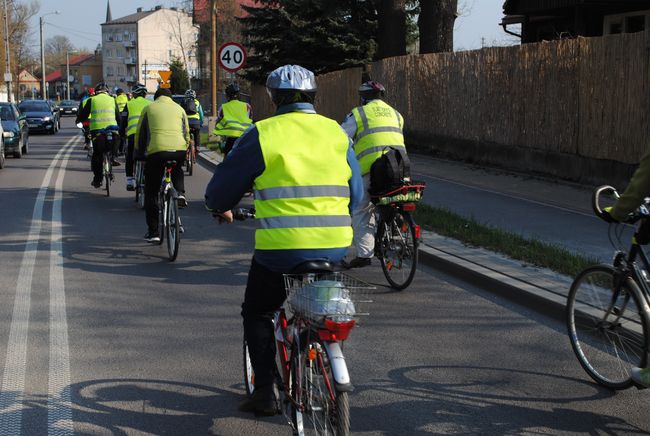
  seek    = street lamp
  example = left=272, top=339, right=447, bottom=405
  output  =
left=65, top=50, right=78, bottom=100
left=39, top=10, right=60, bottom=100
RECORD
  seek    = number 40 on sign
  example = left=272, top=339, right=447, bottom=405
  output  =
left=218, top=43, right=246, bottom=73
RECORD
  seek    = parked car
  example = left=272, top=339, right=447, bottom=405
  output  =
left=58, top=99, right=78, bottom=116
left=0, top=123, right=4, bottom=169
left=18, top=100, right=60, bottom=134
left=0, top=102, right=28, bottom=158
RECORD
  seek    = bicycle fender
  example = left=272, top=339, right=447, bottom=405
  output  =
left=323, top=342, right=354, bottom=392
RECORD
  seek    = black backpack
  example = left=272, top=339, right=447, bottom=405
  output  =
left=369, top=147, right=411, bottom=195
left=183, top=97, right=197, bottom=115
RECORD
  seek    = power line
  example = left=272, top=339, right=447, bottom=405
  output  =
left=44, top=22, right=101, bottom=44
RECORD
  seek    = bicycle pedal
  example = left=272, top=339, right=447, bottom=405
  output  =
left=179, top=226, right=185, bottom=234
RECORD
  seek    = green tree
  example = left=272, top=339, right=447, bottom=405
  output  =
left=169, top=57, right=189, bottom=94
left=240, top=0, right=377, bottom=83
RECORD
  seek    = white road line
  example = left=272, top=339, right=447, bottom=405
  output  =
left=0, top=137, right=77, bottom=434
left=48, top=139, right=79, bottom=436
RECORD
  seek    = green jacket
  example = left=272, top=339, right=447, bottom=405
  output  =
left=135, top=95, right=190, bottom=157
left=613, top=148, right=650, bottom=220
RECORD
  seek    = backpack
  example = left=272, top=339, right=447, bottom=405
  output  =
left=369, top=147, right=411, bottom=195
left=183, top=97, right=197, bottom=115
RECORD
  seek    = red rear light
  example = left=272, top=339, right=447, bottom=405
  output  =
left=318, top=319, right=356, bottom=341
left=415, top=224, right=421, bottom=239
left=402, top=203, right=416, bottom=212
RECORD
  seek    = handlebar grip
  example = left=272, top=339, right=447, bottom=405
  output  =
left=232, top=207, right=255, bottom=221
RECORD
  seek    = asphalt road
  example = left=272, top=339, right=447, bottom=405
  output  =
left=0, top=118, right=649, bottom=435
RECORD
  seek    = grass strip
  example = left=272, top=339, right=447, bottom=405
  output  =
left=413, top=203, right=598, bottom=278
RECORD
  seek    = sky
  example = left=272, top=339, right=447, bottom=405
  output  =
left=30, top=0, right=516, bottom=53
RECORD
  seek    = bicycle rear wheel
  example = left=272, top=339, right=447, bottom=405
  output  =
left=166, top=190, right=180, bottom=261
left=293, top=341, right=350, bottom=436
left=567, top=264, right=649, bottom=389
left=377, top=209, right=418, bottom=290
left=103, top=154, right=111, bottom=197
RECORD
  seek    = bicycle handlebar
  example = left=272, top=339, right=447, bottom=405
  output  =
left=592, top=185, right=618, bottom=219
left=233, top=207, right=255, bottom=221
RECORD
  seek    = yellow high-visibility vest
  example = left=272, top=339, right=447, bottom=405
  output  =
left=89, top=93, right=117, bottom=131
left=126, top=97, right=151, bottom=136
left=136, top=95, right=189, bottom=155
left=213, top=100, right=252, bottom=138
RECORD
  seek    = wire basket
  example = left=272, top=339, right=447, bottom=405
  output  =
left=283, top=272, right=374, bottom=323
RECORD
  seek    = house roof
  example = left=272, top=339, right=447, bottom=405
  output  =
left=45, top=70, right=62, bottom=82
left=504, top=0, right=650, bottom=14
left=68, top=54, right=93, bottom=66
left=102, top=9, right=156, bottom=25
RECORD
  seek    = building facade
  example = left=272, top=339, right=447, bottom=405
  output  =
left=102, top=6, right=198, bottom=93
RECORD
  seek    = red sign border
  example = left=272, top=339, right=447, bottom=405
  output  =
left=218, top=42, right=247, bottom=73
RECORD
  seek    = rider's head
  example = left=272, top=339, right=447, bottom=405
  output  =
left=184, top=89, right=196, bottom=99
left=94, top=82, right=109, bottom=94
left=115, top=88, right=125, bottom=95
left=225, top=83, right=240, bottom=101
left=154, top=87, right=172, bottom=100
left=266, top=65, right=317, bottom=107
left=131, top=83, right=147, bottom=98
left=358, top=81, right=385, bottom=104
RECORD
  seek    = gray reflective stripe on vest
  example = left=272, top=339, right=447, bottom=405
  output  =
left=255, top=185, right=350, bottom=201
left=94, top=109, right=114, bottom=114
left=356, top=144, right=405, bottom=160
left=92, top=117, right=116, bottom=124
left=128, top=115, right=140, bottom=122
left=258, top=215, right=351, bottom=230
left=355, top=126, right=403, bottom=141
left=357, top=105, right=369, bottom=134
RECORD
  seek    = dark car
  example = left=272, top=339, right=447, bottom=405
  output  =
left=58, top=99, right=78, bottom=116
left=0, top=103, right=29, bottom=158
left=18, top=100, right=60, bottom=134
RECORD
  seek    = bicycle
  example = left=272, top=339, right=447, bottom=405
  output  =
left=134, top=159, right=145, bottom=209
left=157, top=161, right=183, bottom=261
left=372, top=183, right=426, bottom=290
left=233, top=209, right=373, bottom=435
left=94, top=127, right=119, bottom=197
left=567, top=185, right=650, bottom=389
left=185, top=138, right=197, bottom=176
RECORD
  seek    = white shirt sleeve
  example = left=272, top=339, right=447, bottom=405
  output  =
left=340, top=112, right=357, bottom=140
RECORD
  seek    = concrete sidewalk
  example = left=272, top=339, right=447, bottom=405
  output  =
left=198, top=149, right=585, bottom=319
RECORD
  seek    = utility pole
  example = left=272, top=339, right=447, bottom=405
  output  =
left=65, top=51, right=70, bottom=100
left=40, top=16, right=45, bottom=99
left=211, top=0, right=217, bottom=115
left=3, top=0, right=11, bottom=102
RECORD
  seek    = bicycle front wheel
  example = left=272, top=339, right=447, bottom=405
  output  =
left=377, top=209, right=418, bottom=290
left=567, top=264, right=649, bottom=389
left=165, top=191, right=180, bottom=261
left=292, top=342, right=350, bottom=436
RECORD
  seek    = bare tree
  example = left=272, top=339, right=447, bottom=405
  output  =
left=164, top=5, right=197, bottom=79
left=418, top=0, right=458, bottom=53
left=45, top=34, right=74, bottom=72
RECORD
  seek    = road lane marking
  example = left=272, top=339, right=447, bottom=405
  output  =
left=48, top=141, right=78, bottom=435
left=0, top=137, right=77, bottom=433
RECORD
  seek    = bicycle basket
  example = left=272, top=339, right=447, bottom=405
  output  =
left=283, top=272, right=374, bottom=322
left=371, top=182, right=426, bottom=206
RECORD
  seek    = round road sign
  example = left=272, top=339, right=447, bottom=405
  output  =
left=218, top=43, right=246, bottom=73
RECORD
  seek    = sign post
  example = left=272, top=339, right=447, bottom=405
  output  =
left=218, top=42, right=246, bottom=76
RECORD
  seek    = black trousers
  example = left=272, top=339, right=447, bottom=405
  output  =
left=91, top=132, right=118, bottom=182
left=223, top=136, right=237, bottom=159
left=144, top=151, right=186, bottom=233
left=126, top=135, right=135, bottom=177
left=189, top=123, right=201, bottom=149
left=242, top=258, right=287, bottom=389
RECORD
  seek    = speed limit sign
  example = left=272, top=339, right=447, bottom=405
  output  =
left=218, top=43, right=246, bottom=72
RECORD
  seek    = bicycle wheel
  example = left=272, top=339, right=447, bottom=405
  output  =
left=165, top=190, right=180, bottom=261
left=567, top=264, right=649, bottom=389
left=376, top=209, right=418, bottom=290
left=243, top=339, right=255, bottom=396
left=292, top=341, right=350, bottom=436
left=103, top=154, right=111, bottom=197
left=157, top=191, right=165, bottom=246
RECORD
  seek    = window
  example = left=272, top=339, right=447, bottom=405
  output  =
left=626, top=15, right=645, bottom=33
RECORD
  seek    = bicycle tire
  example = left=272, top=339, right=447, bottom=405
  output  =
left=137, top=183, right=145, bottom=209
left=567, top=264, right=649, bottom=389
left=243, top=339, right=255, bottom=396
left=158, top=191, right=165, bottom=246
left=377, top=209, right=418, bottom=290
left=103, top=154, right=111, bottom=197
left=293, top=341, right=350, bottom=436
left=166, top=190, right=180, bottom=261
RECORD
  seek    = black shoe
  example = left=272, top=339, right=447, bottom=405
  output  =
left=111, top=160, right=121, bottom=167
left=91, top=179, right=102, bottom=188
left=144, top=231, right=160, bottom=243
left=238, top=384, right=279, bottom=416
left=343, top=257, right=372, bottom=269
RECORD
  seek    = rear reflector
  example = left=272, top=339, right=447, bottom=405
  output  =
left=402, top=203, right=416, bottom=212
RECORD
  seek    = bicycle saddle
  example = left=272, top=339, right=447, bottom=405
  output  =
left=290, top=260, right=333, bottom=274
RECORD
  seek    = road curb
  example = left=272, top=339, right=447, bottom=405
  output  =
left=417, top=243, right=567, bottom=322
left=197, top=150, right=220, bottom=172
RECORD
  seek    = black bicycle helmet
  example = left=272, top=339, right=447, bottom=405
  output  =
left=95, top=82, right=109, bottom=93
left=131, top=83, right=147, bottom=98
left=358, top=81, right=385, bottom=101
left=266, top=65, right=317, bottom=106
left=185, top=89, right=196, bottom=99
left=225, top=83, right=240, bottom=99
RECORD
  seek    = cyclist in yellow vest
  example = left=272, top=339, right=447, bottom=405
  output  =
left=115, top=88, right=129, bottom=155
left=123, top=83, right=151, bottom=191
left=212, top=83, right=252, bottom=158
left=76, top=82, right=121, bottom=188
left=340, top=81, right=406, bottom=268
left=135, top=87, right=190, bottom=243
left=205, top=65, right=363, bottom=416
left=182, top=89, right=204, bottom=151
left=77, top=87, right=94, bottom=150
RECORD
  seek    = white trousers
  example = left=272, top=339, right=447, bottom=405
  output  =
left=351, top=174, right=376, bottom=259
